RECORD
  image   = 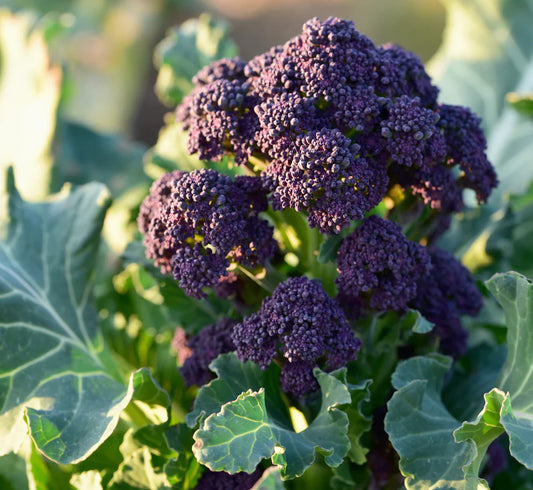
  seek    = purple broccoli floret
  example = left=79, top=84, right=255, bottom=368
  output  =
left=410, top=247, right=482, bottom=357
left=232, top=276, right=361, bottom=397
left=176, top=16, right=497, bottom=236
left=438, top=104, right=498, bottom=203
left=195, top=467, right=263, bottom=490
left=336, top=215, right=431, bottom=315
left=173, top=319, right=236, bottom=387
left=138, top=169, right=277, bottom=298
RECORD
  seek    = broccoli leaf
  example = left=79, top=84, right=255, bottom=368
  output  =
left=164, top=424, right=203, bottom=490
left=251, top=467, right=285, bottom=490
left=385, top=355, right=474, bottom=489
left=386, top=272, right=533, bottom=487
left=0, top=10, right=61, bottom=203
left=506, top=92, right=533, bottom=118
left=484, top=272, right=533, bottom=469
left=187, top=353, right=369, bottom=480
left=154, top=13, right=238, bottom=107
left=0, top=170, right=165, bottom=464
left=192, top=368, right=353, bottom=479
left=185, top=353, right=291, bottom=430
left=430, top=0, right=533, bottom=255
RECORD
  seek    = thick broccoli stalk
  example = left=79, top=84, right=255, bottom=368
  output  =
left=176, top=16, right=497, bottom=236
left=232, top=276, right=361, bottom=397
left=138, top=168, right=278, bottom=298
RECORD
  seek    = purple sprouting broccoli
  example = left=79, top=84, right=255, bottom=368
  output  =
left=176, top=16, right=497, bottom=236
left=410, top=247, right=483, bottom=357
left=232, top=276, right=361, bottom=397
left=194, top=467, right=263, bottom=490
left=336, top=215, right=431, bottom=316
left=438, top=104, right=498, bottom=203
left=138, top=168, right=278, bottom=298
left=172, top=319, right=236, bottom=387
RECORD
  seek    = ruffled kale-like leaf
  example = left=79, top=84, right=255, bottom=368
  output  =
left=385, top=355, right=473, bottom=489
left=154, top=13, right=238, bottom=107
left=185, top=352, right=291, bottom=430
left=193, top=368, right=352, bottom=479
left=0, top=170, right=167, bottom=464
left=386, top=273, right=533, bottom=487
left=187, top=353, right=367, bottom=480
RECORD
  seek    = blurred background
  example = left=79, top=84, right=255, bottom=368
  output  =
left=2, top=0, right=445, bottom=146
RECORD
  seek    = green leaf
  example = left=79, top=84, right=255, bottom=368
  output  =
left=317, top=234, right=344, bottom=264
left=154, top=13, right=238, bottom=107
left=251, top=466, right=285, bottom=490
left=0, top=170, right=165, bottom=464
left=345, top=379, right=372, bottom=465
left=0, top=10, right=61, bottom=203
left=186, top=353, right=291, bottom=430
left=144, top=120, right=205, bottom=178
left=429, top=0, right=533, bottom=255
left=506, top=92, right=533, bottom=118
left=0, top=452, right=29, bottom=490
left=485, top=272, right=533, bottom=469
left=193, top=388, right=278, bottom=474
left=454, top=389, right=506, bottom=487
left=407, top=309, right=435, bottom=334
left=108, top=428, right=171, bottom=490
left=443, top=343, right=507, bottom=422
left=53, top=121, right=148, bottom=197
left=192, top=359, right=355, bottom=479
left=70, top=471, right=103, bottom=490
left=163, top=424, right=203, bottom=489
left=385, top=355, right=473, bottom=489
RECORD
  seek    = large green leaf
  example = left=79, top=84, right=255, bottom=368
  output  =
left=0, top=170, right=152, bottom=464
left=429, top=0, right=533, bottom=255
left=153, top=13, right=238, bottom=107
left=0, top=10, right=61, bottom=202
left=192, top=367, right=353, bottom=480
left=484, top=272, right=533, bottom=469
left=386, top=272, right=533, bottom=487
left=385, top=355, right=473, bottom=489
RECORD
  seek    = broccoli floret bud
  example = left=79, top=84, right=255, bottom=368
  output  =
left=192, top=57, right=246, bottom=85
left=380, top=96, right=445, bottom=168
left=138, top=169, right=278, bottom=298
left=410, top=247, right=483, bottom=357
left=376, top=44, right=439, bottom=107
left=195, top=467, right=263, bottom=490
left=336, top=215, right=431, bottom=315
left=177, top=16, right=497, bottom=235
left=265, top=128, right=388, bottom=234
left=232, top=276, right=361, bottom=397
left=438, top=104, right=498, bottom=202
left=174, top=319, right=236, bottom=387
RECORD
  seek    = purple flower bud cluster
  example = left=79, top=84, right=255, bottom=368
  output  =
left=177, top=16, right=497, bottom=235
left=335, top=216, right=482, bottom=355
left=138, top=168, right=277, bottom=298
left=174, top=319, right=237, bottom=387
left=336, top=216, right=431, bottom=316
left=194, top=467, right=263, bottom=490
left=410, top=247, right=483, bottom=357
left=232, top=276, right=361, bottom=397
